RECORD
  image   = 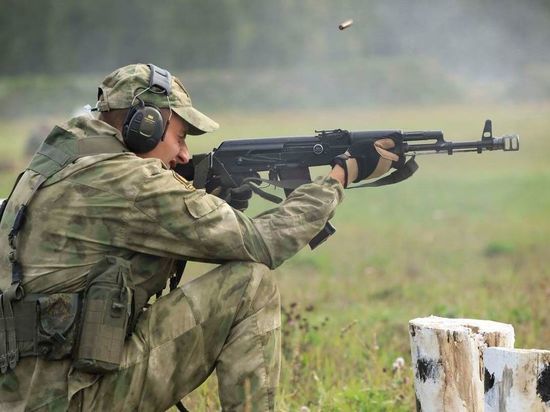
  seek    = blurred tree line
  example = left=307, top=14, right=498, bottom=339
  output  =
left=0, top=0, right=548, bottom=117
left=1, top=0, right=548, bottom=75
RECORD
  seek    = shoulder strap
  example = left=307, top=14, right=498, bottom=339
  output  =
left=0, top=170, right=46, bottom=373
left=0, top=172, right=23, bottom=223
left=27, top=126, right=127, bottom=179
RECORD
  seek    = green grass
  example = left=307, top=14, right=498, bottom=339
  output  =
left=1, top=102, right=548, bottom=411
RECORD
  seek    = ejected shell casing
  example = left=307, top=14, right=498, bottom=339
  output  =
left=338, top=19, right=353, bottom=30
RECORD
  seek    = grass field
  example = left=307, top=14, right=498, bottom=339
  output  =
left=1, top=102, right=548, bottom=411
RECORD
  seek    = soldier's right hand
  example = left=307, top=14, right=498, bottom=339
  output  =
left=206, top=176, right=254, bottom=211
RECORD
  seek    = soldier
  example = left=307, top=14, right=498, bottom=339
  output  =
left=0, top=64, right=401, bottom=411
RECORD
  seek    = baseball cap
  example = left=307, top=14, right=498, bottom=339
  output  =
left=96, top=63, right=219, bottom=135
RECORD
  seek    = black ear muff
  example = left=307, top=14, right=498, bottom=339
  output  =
left=123, top=101, right=167, bottom=153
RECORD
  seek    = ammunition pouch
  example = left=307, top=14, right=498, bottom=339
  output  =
left=19, top=293, right=81, bottom=359
left=73, top=256, right=133, bottom=374
left=0, top=292, right=81, bottom=373
left=0, top=256, right=134, bottom=374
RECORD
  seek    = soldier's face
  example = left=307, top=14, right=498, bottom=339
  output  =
left=140, top=113, right=190, bottom=169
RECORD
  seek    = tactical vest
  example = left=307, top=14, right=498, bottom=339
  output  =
left=0, top=118, right=128, bottom=373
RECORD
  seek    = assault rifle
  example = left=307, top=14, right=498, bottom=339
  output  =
left=175, top=119, right=519, bottom=248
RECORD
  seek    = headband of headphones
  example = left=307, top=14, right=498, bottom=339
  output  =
left=147, top=64, right=172, bottom=96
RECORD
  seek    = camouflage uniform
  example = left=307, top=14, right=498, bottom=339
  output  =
left=0, top=65, right=343, bottom=411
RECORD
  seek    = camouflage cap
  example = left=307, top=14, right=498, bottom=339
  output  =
left=96, top=63, right=219, bottom=135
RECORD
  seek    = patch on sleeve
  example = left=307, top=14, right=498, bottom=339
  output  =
left=171, top=170, right=195, bottom=191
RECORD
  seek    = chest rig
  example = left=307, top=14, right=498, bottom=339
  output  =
left=0, top=119, right=127, bottom=373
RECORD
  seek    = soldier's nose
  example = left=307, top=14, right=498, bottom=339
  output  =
left=177, top=150, right=190, bottom=165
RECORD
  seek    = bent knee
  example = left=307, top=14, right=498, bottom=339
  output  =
left=246, top=263, right=281, bottom=334
left=245, top=262, right=272, bottom=282
left=226, top=261, right=270, bottom=275
left=223, top=261, right=275, bottom=292
left=248, top=263, right=280, bottom=319
left=224, top=262, right=280, bottom=320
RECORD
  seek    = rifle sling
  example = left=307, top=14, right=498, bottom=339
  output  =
left=170, top=260, right=187, bottom=291
left=240, top=177, right=313, bottom=204
left=348, top=156, right=419, bottom=189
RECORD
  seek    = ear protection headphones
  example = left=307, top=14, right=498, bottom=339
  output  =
left=122, top=64, right=173, bottom=153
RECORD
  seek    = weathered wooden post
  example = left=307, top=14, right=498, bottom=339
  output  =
left=409, top=316, right=514, bottom=411
left=484, top=347, right=550, bottom=411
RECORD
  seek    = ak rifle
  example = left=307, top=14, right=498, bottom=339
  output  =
left=176, top=119, right=519, bottom=248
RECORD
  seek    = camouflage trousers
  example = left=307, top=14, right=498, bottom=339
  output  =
left=1, top=262, right=281, bottom=412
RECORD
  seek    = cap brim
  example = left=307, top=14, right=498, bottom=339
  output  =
left=172, top=106, right=219, bottom=135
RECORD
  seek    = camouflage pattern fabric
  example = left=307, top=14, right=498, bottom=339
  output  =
left=77, top=262, right=281, bottom=411
left=0, top=117, right=343, bottom=411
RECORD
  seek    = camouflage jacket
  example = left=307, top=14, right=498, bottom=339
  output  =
left=0, top=117, right=343, bottom=409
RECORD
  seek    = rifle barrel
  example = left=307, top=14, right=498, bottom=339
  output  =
left=404, top=134, right=519, bottom=154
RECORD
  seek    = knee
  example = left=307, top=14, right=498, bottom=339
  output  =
left=241, top=262, right=272, bottom=284
left=246, top=263, right=281, bottom=334
left=245, top=262, right=279, bottom=303
left=249, top=262, right=279, bottom=303
left=229, top=262, right=280, bottom=320
left=224, top=261, right=275, bottom=292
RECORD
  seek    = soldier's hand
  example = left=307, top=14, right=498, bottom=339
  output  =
left=206, top=177, right=253, bottom=211
left=331, top=137, right=405, bottom=187
left=224, top=185, right=253, bottom=211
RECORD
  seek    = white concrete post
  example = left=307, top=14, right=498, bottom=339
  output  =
left=484, top=347, right=550, bottom=411
left=409, top=316, right=514, bottom=411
